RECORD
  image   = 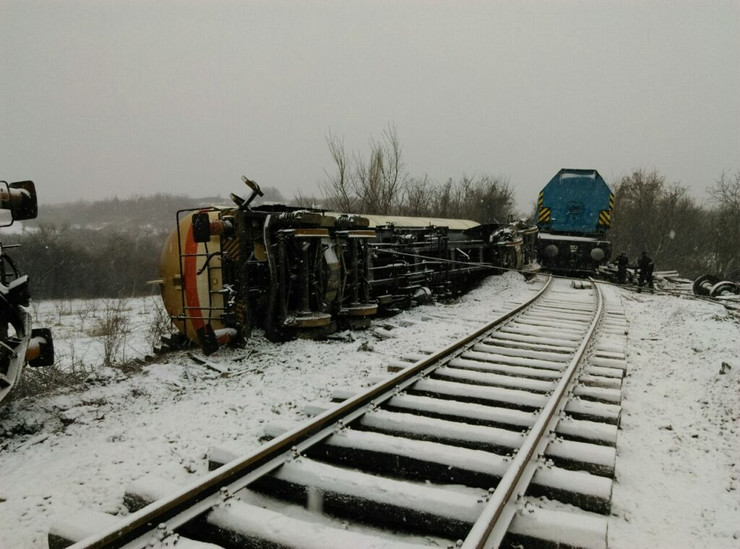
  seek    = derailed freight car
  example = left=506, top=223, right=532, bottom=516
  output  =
left=536, top=169, right=614, bottom=274
left=155, top=177, right=537, bottom=354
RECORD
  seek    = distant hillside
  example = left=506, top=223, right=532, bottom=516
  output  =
left=4, top=189, right=289, bottom=299
left=23, top=187, right=288, bottom=233
left=26, top=194, right=226, bottom=233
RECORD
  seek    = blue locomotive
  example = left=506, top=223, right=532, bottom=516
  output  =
left=536, top=169, right=614, bottom=273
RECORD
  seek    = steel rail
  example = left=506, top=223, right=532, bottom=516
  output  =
left=70, top=275, right=553, bottom=549
left=462, top=280, right=605, bottom=548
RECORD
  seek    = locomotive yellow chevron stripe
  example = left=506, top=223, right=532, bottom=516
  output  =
left=538, top=207, right=551, bottom=223
left=598, top=210, right=612, bottom=226
left=597, top=193, right=615, bottom=227
left=538, top=191, right=544, bottom=208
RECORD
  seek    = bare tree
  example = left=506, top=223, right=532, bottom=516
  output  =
left=320, top=133, right=356, bottom=212
left=401, top=175, right=434, bottom=217
left=610, top=169, right=709, bottom=276
left=454, top=175, right=514, bottom=223
left=707, top=171, right=740, bottom=277
left=709, top=170, right=740, bottom=213
left=95, top=298, right=131, bottom=367
left=318, top=128, right=516, bottom=224
left=291, top=191, right=323, bottom=209
left=435, top=179, right=454, bottom=218
left=351, top=125, right=405, bottom=214
left=320, top=125, right=407, bottom=215
left=611, top=169, right=666, bottom=256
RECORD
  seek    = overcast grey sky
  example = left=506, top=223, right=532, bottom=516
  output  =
left=1, top=0, right=738, bottom=212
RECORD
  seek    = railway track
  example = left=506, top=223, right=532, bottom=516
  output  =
left=52, top=276, right=629, bottom=549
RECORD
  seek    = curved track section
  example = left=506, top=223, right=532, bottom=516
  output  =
left=55, top=276, right=629, bottom=549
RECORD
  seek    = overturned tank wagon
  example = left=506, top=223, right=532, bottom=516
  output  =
left=1, top=180, right=54, bottom=405
left=155, top=177, right=538, bottom=354
left=537, top=168, right=614, bottom=274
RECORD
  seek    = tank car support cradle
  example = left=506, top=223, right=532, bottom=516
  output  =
left=335, top=229, right=378, bottom=329
left=264, top=222, right=336, bottom=341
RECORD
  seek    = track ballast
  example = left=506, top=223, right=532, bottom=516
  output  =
left=53, top=275, right=629, bottom=549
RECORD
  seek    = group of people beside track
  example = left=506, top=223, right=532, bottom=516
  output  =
left=614, top=251, right=655, bottom=291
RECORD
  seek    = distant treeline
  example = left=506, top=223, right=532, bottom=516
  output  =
left=313, top=127, right=740, bottom=280
left=297, top=128, right=516, bottom=224
left=34, top=193, right=221, bottom=233
left=7, top=192, right=288, bottom=300
left=10, top=224, right=165, bottom=299
left=609, top=169, right=740, bottom=279
left=7, top=193, right=202, bottom=299
left=4, top=133, right=739, bottom=300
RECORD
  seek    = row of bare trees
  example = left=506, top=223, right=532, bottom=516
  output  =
left=9, top=130, right=737, bottom=301
left=313, top=128, right=739, bottom=279
left=602, top=170, right=739, bottom=278
left=707, top=170, right=740, bottom=277
left=310, top=126, right=515, bottom=224
left=313, top=128, right=738, bottom=279
left=11, top=224, right=165, bottom=299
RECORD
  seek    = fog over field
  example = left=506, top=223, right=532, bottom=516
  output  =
left=1, top=1, right=738, bottom=209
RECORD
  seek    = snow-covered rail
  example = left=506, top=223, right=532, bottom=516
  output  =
left=53, top=276, right=629, bottom=549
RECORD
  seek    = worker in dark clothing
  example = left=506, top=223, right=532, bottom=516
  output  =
left=637, top=251, right=654, bottom=291
left=615, top=252, right=629, bottom=284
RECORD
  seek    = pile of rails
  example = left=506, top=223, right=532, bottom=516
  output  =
left=597, top=264, right=739, bottom=315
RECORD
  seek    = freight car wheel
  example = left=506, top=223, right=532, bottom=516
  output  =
left=692, top=274, right=717, bottom=296
left=709, top=281, right=739, bottom=297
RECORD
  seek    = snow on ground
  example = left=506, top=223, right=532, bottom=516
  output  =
left=609, top=287, right=740, bottom=548
left=0, top=272, right=738, bottom=548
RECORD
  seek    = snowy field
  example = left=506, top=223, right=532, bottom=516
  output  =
left=0, top=272, right=738, bottom=548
